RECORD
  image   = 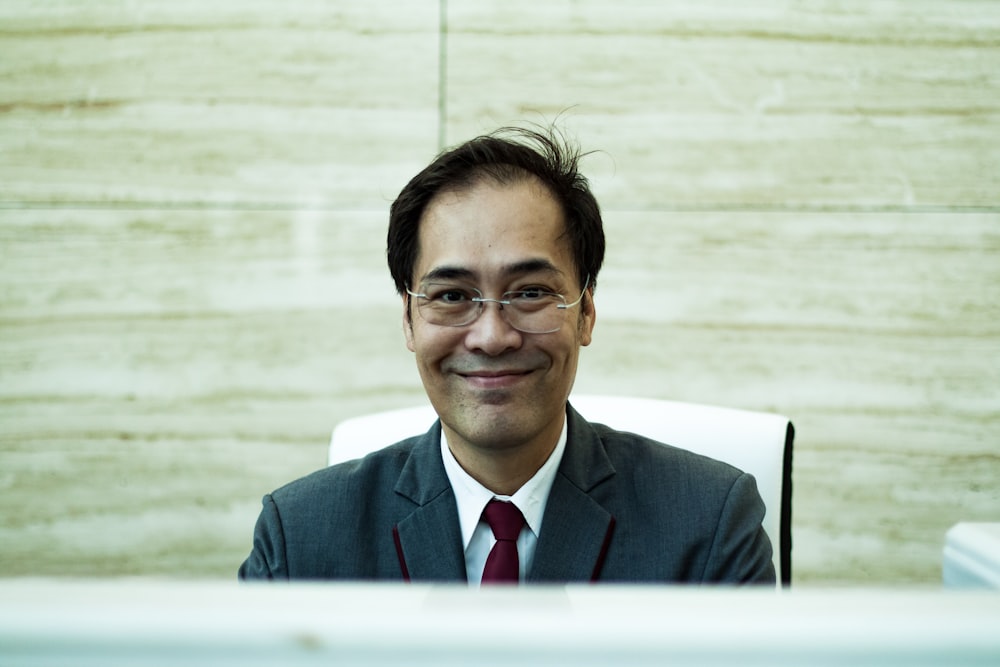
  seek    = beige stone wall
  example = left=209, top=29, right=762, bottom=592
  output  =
left=1, top=1, right=997, bottom=583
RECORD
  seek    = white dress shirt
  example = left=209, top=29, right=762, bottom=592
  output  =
left=440, top=419, right=568, bottom=587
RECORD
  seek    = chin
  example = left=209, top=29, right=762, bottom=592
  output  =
left=447, top=404, right=539, bottom=448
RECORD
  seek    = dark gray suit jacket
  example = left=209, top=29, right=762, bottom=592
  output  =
left=239, top=404, right=775, bottom=584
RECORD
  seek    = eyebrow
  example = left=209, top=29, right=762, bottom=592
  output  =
left=420, top=259, right=563, bottom=284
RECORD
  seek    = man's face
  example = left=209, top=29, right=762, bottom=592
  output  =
left=403, top=177, right=596, bottom=458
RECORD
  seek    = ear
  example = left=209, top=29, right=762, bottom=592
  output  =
left=579, top=288, right=596, bottom=347
left=403, top=296, right=416, bottom=352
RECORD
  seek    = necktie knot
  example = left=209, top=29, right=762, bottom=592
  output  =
left=483, top=499, right=525, bottom=542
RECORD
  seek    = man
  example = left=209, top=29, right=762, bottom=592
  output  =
left=239, top=127, right=774, bottom=584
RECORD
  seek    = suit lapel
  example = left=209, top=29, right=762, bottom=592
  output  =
left=390, top=406, right=617, bottom=583
left=392, top=423, right=467, bottom=582
left=529, top=406, right=617, bottom=583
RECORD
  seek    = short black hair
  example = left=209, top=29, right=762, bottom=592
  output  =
left=386, top=126, right=605, bottom=295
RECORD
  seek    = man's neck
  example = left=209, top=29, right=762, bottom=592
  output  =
left=442, top=425, right=562, bottom=496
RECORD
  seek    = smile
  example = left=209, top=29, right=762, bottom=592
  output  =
left=458, top=369, right=533, bottom=389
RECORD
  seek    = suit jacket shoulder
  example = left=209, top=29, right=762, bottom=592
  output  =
left=238, top=427, right=465, bottom=581
left=530, top=408, right=774, bottom=584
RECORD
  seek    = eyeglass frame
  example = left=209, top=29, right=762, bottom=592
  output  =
left=405, top=275, right=591, bottom=334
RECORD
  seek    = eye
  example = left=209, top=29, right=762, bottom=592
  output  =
left=506, top=287, right=560, bottom=311
left=439, top=290, right=468, bottom=304
left=516, top=287, right=547, bottom=300
left=423, top=284, right=476, bottom=305
left=511, top=285, right=557, bottom=299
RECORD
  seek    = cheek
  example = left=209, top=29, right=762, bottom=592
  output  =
left=409, top=324, right=459, bottom=362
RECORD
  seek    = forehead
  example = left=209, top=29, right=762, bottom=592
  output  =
left=413, top=178, right=574, bottom=285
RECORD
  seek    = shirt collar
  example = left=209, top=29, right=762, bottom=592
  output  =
left=440, top=417, right=568, bottom=550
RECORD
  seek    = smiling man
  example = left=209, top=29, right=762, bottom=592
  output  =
left=239, top=127, right=775, bottom=585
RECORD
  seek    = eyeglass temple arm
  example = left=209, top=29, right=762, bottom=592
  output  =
left=557, top=274, right=590, bottom=310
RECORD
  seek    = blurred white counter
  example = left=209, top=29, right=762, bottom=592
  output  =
left=1, top=580, right=998, bottom=666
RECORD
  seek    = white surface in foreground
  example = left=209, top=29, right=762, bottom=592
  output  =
left=1, top=580, right=998, bottom=666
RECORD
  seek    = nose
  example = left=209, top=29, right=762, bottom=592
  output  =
left=463, top=301, right=523, bottom=356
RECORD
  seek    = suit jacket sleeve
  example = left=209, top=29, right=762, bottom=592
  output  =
left=702, top=472, right=774, bottom=584
left=238, top=494, right=288, bottom=580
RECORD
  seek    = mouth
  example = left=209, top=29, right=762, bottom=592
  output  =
left=457, top=368, right=533, bottom=390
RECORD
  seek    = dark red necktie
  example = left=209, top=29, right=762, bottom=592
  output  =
left=480, top=499, right=525, bottom=584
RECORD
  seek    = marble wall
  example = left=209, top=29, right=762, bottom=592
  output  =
left=1, top=0, right=998, bottom=583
